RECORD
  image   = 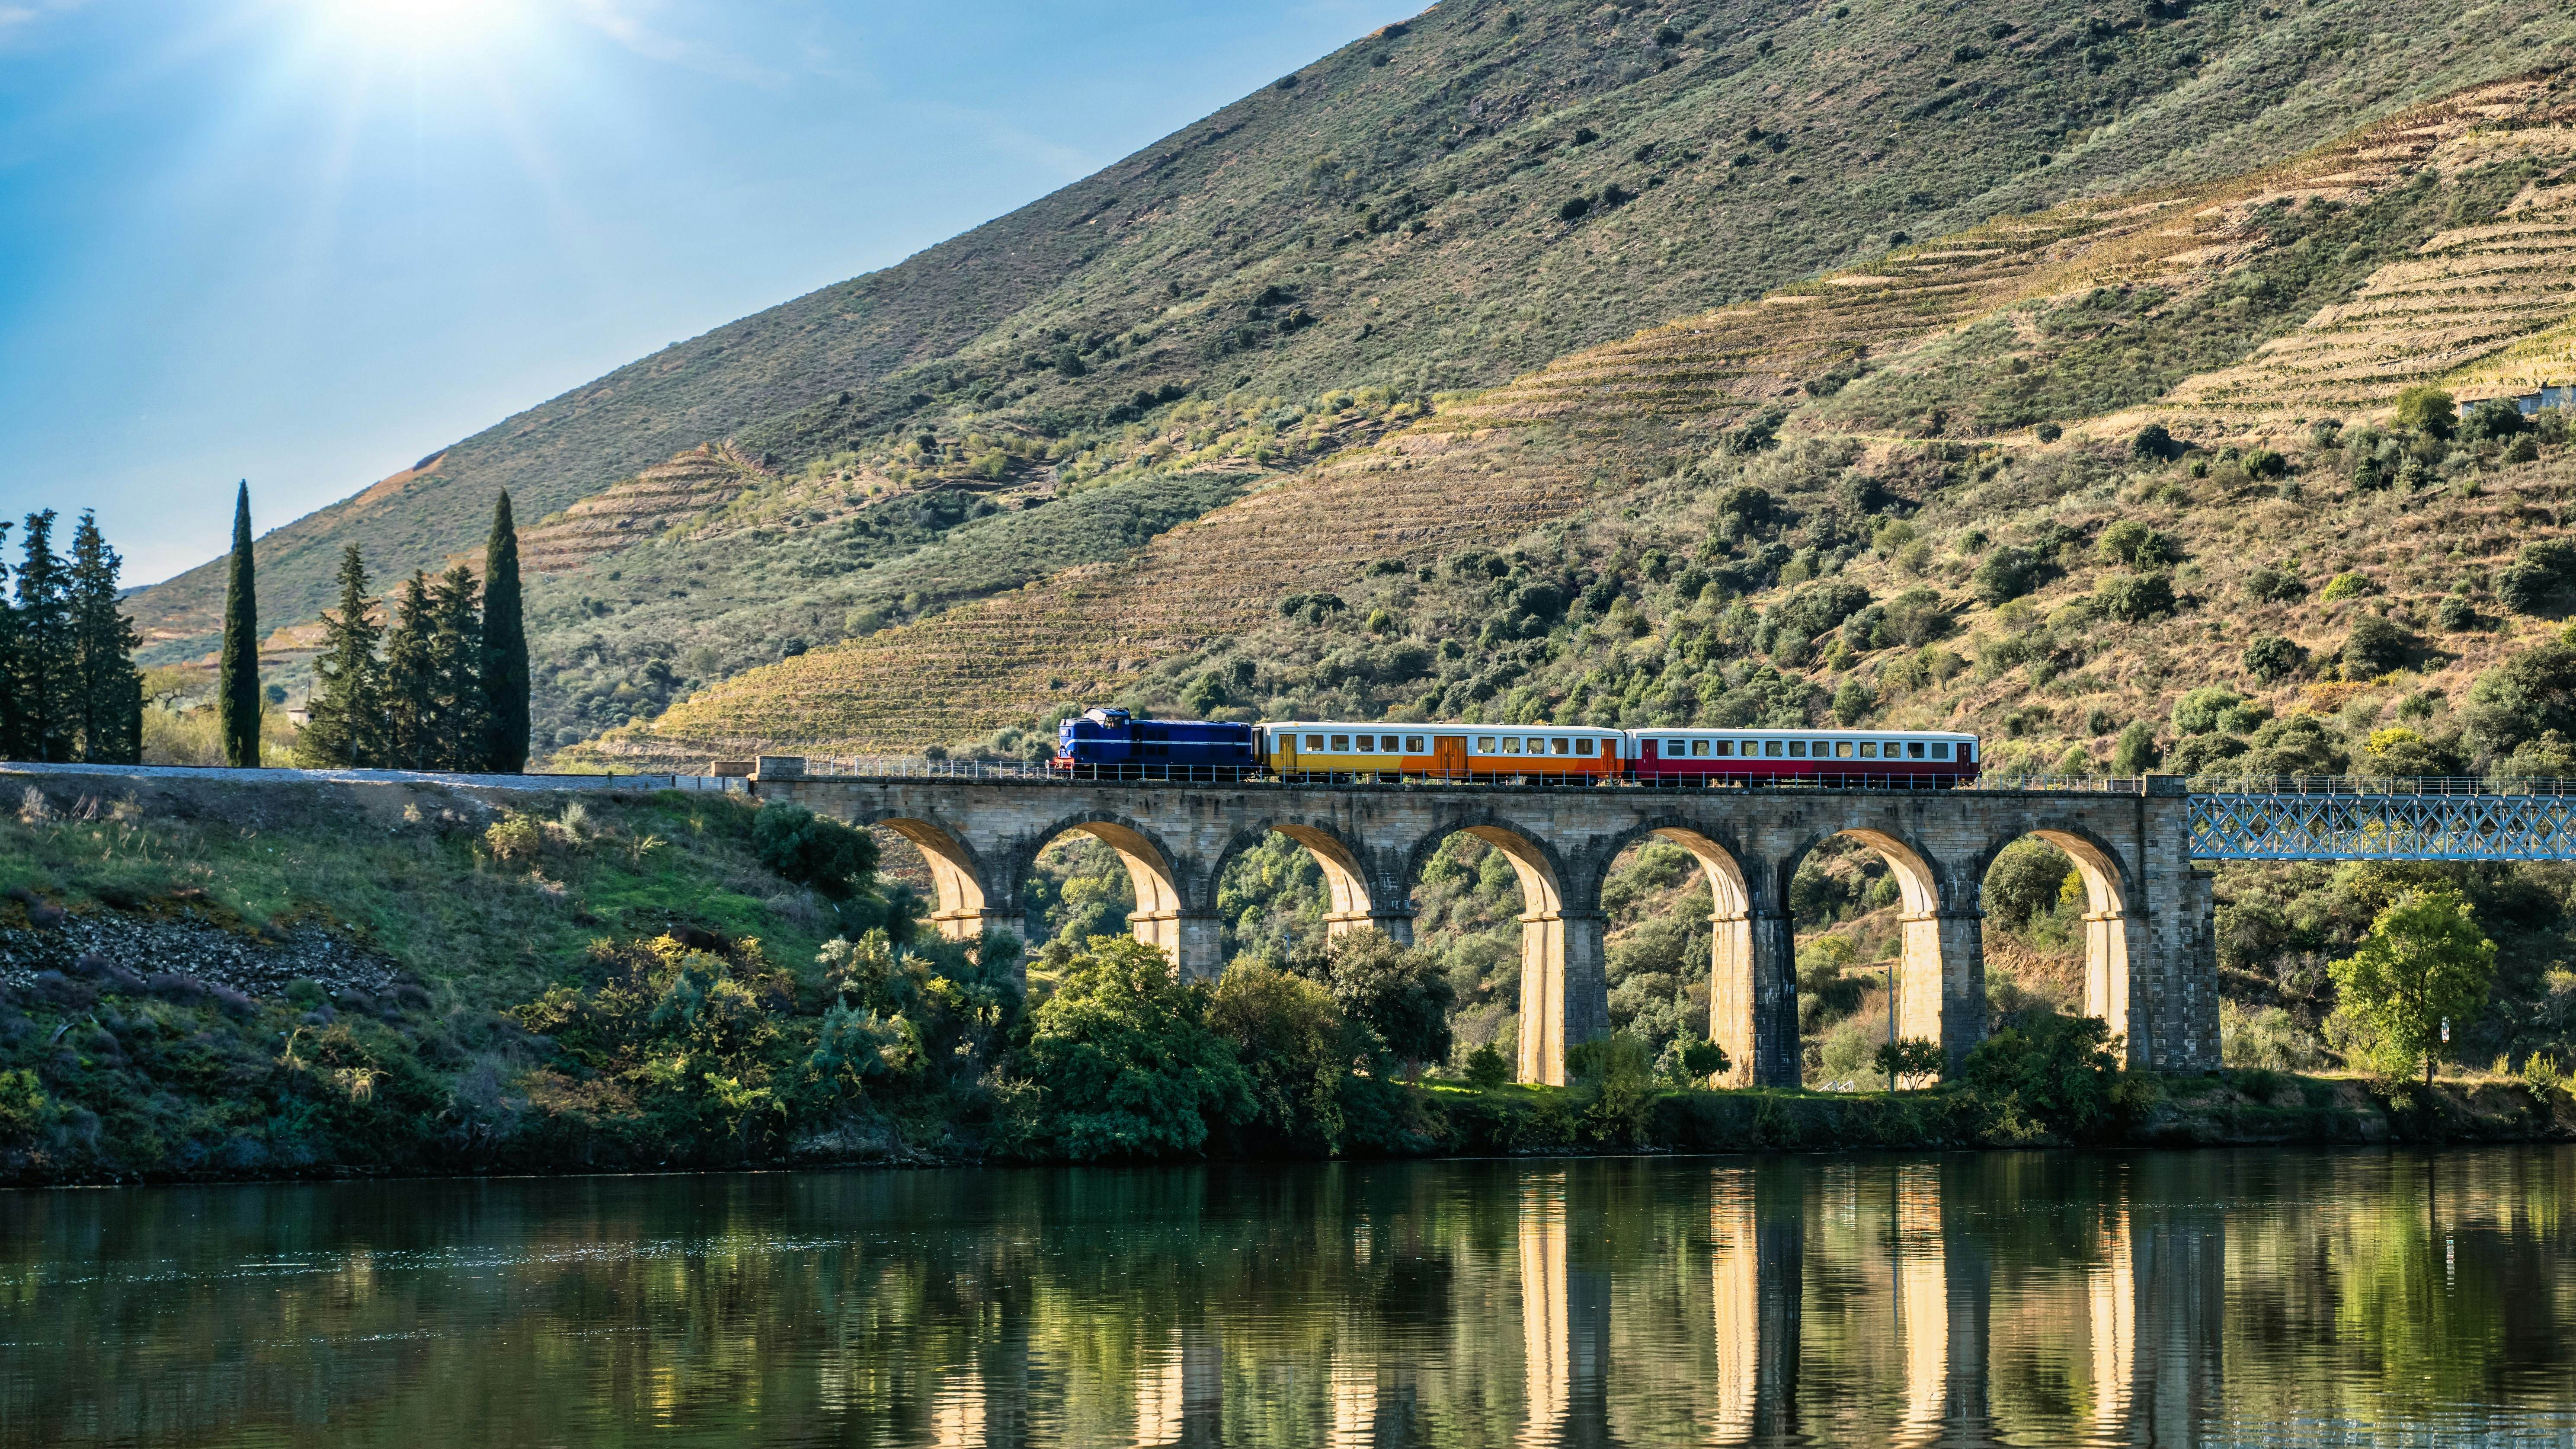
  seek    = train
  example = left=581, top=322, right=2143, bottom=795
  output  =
left=1053, top=707, right=1981, bottom=787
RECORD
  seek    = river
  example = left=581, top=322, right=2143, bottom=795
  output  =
left=2, top=1147, right=2572, bottom=1446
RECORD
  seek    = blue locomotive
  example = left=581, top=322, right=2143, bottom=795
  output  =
left=1054, top=707, right=1257, bottom=778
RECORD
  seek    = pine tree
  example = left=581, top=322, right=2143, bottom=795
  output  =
left=428, top=563, right=487, bottom=770
left=15, top=511, right=74, bottom=763
left=66, top=511, right=143, bottom=764
left=0, top=520, right=18, bottom=760
left=481, top=491, right=529, bottom=771
left=296, top=544, right=382, bottom=769
left=217, top=482, right=260, bottom=767
left=381, top=571, right=437, bottom=771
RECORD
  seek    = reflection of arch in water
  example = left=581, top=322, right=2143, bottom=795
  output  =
left=1781, top=826, right=1983, bottom=1077
left=1515, top=1171, right=1610, bottom=1449
left=1709, top=1166, right=1802, bottom=1446
left=1406, top=820, right=1597, bottom=1086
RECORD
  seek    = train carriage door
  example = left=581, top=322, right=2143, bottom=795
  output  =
left=1277, top=731, right=1297, bottom=770
left=1434, top=735, right=1466, bottom=777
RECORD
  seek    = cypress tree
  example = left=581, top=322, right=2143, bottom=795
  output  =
left=217, top=482, right=260, bottom=767
left=15, top=511, right=74, bottom=763
left=66, top=511, right=143, bottom=764
left=381, top=572, right=437, bottom=771
left=428, top=563, right=486, bottom=770
left=296, top=544, right=382, bottom=769
left=481, top=491, right=529, bottom=771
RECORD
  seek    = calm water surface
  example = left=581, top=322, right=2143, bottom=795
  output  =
left=3, top=1147, right=2574, bottom=1447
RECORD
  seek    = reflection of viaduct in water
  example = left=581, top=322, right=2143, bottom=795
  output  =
left=1519, top=1174, right=1614, bottom=1449
left=766, top=774, right=2220, bottom=1084
left=1692, top=1163, right=2223, bottom=1448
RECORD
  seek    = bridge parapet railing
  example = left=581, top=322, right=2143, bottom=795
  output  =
left=2188, top=775, right=2576, bottom=798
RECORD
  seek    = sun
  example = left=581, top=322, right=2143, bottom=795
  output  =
left=307, top=0, right=531, bottom=58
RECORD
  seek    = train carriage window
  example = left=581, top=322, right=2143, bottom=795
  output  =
left=1715, top=740, right=1734, bottom=757
left=1815, top=741, right=1833, bottom=758
left=1356, top=735, right=1375, bottom=753
left=1764, top=740, right=1784, bottom=757
left=1693, top=739, right=1711, bottom=757
left=1577, top=737, right=1596, bottom=756
left=1859, top=742, right=1878, bottom=759
left=1307, top=734, right=1325, bottom=751
left=1553, top=737, right=1571, bottom=756
left=1476, top=736, right=1498, bottom=754
left=1405, top=735, right=1426, bottom=753
left=1931, top=742, right=1950, bottom=760
left=1382, top=735, right=1401, bottom=752
left=1789, top=741, right=1808, bottom=758
left=1503, top=738, right=1523, bottom=755
left=1331, top=734, right=1350, bottom=751
left=1909, top=742, right=1926, bottom=759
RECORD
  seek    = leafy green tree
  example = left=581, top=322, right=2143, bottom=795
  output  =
left=13, top=512, right=73, bottom=761
left=1206, top=962, right=1360, bottom=1151
left=1565, top=1031, right=1658, bottom=1145
left=481, top=492, right=530, bottom=771
left=2329, top=887, right=2496, bottom=1087
left=217, top=482, right=260, bottom=768
left=1312, top=929, right=1454, bottom=1075
left=1463, top=1042, right=1511, bottom=1088
left=2095, top=570, right=2176, bottom=622
left=2342, top=614, right=2413, bottom=676
left=1830, top=676, right=1875, bottom=724
left=65, top=511, right=141, bottom=764
left=1874, top=1036, right=1945, bottom=1088
left=1986, top=838, right=2075, bottom=931
left=296, top=545, right=382, bottom=768
left=2459, top=398, right=2526, bottom=443
left=1962, top=1010, right=2123, bottom=1138
left=1020, top=935, right=1253, bottom=1159
left=2111, top=721, right=2160, bottom=774
left=2393, top=386, right=2455, bottom=438
left=751, top=802, right=880, bottom=900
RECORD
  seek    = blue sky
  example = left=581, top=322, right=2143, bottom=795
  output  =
left=0, top=0, right=1418, bottom=585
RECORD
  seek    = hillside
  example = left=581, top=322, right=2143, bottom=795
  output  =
left=126, top=0, right=2576, bottom=738
left=581, top=68, right=2576, bottom=764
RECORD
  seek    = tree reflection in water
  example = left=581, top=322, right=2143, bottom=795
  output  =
left=0, top=1148, right=2571, bottom=1447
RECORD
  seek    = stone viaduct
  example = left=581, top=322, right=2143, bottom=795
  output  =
left=758, top=770, right=2219, bottom=1085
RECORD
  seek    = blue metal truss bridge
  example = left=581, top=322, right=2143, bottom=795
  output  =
left=2188, top=778, right=2576, bottom=862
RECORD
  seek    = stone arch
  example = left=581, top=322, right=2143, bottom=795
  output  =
left=1208, top=821, right=1412, bottom=950
left=1584, top=819, right=1766, bottom=1087
left=1017, top=813, right=1216, bottom=977
left=843, top=809, right=1005, bottom=945
left=1777, top=823, right=1983, bottom=1079
left=1974, top=819, right=2144, bottom=1062
left=1403, top=816, right=1593, bottom=1087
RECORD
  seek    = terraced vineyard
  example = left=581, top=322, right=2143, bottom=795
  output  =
left=518, top=445, right=769, bottom=575
left=579, top=431, right=1590, bottom=764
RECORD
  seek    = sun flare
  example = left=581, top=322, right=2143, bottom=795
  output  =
left=308, top=0, right=530, bottom=58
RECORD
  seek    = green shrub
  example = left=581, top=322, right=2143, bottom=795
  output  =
left=2437, top=595, right=2478, bottom=631
left=1463, top=1042, right=1511, bottom=1090
left=2341, top=615, right=2413, bottom=677
left=2095, top=571, right=2176, bottom=623
left=2394, top=385, right=2456, bottom=439
left=1020, top=936, right=1253, bottom=1160
left=2460, top=398, right=2528, bottom=443
left=1971, top=546, right=2044, bottom=606
left=2096, top=520, right=2173, bottom=568
left=1831, top=677, right=1876, bottom=724
left=2131, top=423, right=2175, bottom=460
left=1873, top=1036, right=1946, bottom=1088
left=2242, top=633, right=2304, bottom=681
left=2172, top=685, right=2246, bottom=735
left=2243, top=448, right=2288, bottom=479
left=2318, top=571, right=2377, bottom=603
left=751, top=803, right=879, bottom=900
left=1962, top=1010, right=2123, bottom=1139
left=2498, top=540, right=2576, bottom=616
left=2111, top=721, right=2160, bottom=774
